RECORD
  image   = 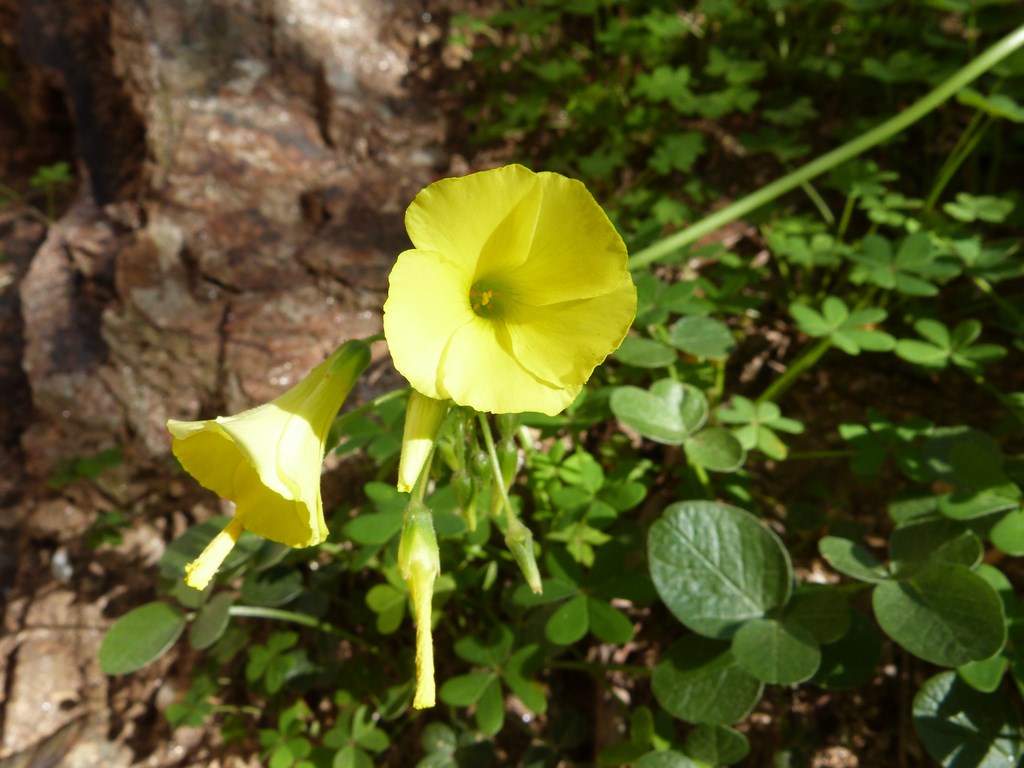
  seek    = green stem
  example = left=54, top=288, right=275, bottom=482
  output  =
left=478, top=414, right=516, bottom=528
left=923, top=113, right=993, bottom=212
left=836, top=195, right=858, bottom=243
left=689, top=456, right=713, bottom=499
left=333, top=387, right=409, bottom=427
left=228, top=606, right=375, bottom=651
left=972, top=275, right=1024, bottom=328
left=756, top=337, right=832, bottom=404
left=800, top=180, right=834, bottom=226
left=628, top=24, right=1024, bottom=269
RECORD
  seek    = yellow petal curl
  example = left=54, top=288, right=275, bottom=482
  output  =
left=168, top=340, right=371, bottom=587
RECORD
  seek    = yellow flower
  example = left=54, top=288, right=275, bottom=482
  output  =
left=167, top=340, right=371, bottom=590
left=383, top=164, right=636, bottom=416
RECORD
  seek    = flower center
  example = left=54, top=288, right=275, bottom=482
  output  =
left=469, top=282, right=506, bottom=318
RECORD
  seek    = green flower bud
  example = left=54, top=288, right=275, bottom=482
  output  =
left=397, top=499, right=441, bottom=708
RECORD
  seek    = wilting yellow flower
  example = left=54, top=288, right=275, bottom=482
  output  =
left=168, top=340, right=371, bottom=590
left=383, top=164, right=636, bottom=416
left=397, top=499, right=441, bottom=709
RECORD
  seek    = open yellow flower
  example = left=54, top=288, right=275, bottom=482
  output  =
left=383, top=164, right=636, bottom=416
left=167, top=339, right=371, bottom=589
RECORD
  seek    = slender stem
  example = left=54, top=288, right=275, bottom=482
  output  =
left=923, top=113, right=992, bottom=212
left=478, top=414, right=516, bottom=528
left=756, top=337, right=833, bottom=404
left=628, top=24, right=1024, bottom=269
left=800, top=180, right=834, bottom=226
left=228, top=605, right=376, bottom=651
left=972, top=275, right=1024, bottom=327
left=836, top=195, right=857, bottom=243
left=689, top=457, right=714, bottom=499
left=412, top=443, right=436, bottom=504
left=333, top=387, right=409, bottom=427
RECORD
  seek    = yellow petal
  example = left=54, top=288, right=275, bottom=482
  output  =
left=505, top=274, right=637, bottom=388
left=184, top=517, right=245, bottom=590
left=397, top=392, right=449, bottom=493
left=383, top=249, right=475, bottom=402
left=405, top=165, right=540, bottom=275
left=497, top=172, right=629, bottom=306
left=439, top=316, right=575, bottom=416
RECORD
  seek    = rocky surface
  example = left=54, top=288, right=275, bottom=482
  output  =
left=0, top=0, right=457, bottom=762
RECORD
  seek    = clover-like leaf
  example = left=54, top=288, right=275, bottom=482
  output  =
left=610, top=380, right=709, bottom=445
left=649, top=501, right=792, bottom=638
left=873, top=564, right=1006, bottom=667
left=614, top=336, right=678, bottom=368
left=914, top=671, right=1024, bottom=768
left=668, top=316, right=735, bottom=359
left=717, top=396, right=804, bottom=460
left=652, top=635, right=763, bottom=725
left=789, top=296, right=895, bottom=354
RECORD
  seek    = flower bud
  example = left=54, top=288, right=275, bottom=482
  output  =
left=397, top=499, right=441, bottom=708
left=505, top=517, right=542, bottom=595
left=397, top=392, right=449, bottom=493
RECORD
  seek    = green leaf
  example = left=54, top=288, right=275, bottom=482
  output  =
left=190, top=592, right=234, bottom=650
left=889, top=518, right=982, bottom=574
left=913, top=671, right=1024, bottom=767
left=546, top=594, right=589, bottom=645
left=587, top=597, right=634, bottom=644
left=649, top=132, right=707, bottom=175
left=241, top=566, right=304, bottom=607
left=959, top=656, right=1009, bottom=694
left=684, top=724, right=750, bottom=765
left=813, top=611, right=882, bottom=690
left=873, top=564, right=1006, bottom=667
left=100, top=602, right=187, bottom=674
left=614, top=336, right=678, bottom=368
left=475, top=675, right=505, bottom=735
left=957, top=87, right=1024, bottom=122
left=940, top=487, right=1021, bottom=521
left=819, top=536, right=890, bottom=582
left=991, top=510, right=1024, bottom=556
left=731, top=618, right=821, bottom=684
left=652, top=636, right=763, bottom=725
left=684, top=427, right=746, bottom=472
left=783, top=585, right=851, bottom=644
left=365, top=583, right=405, bottom=634
left=439, top=672, right=495, bottom=707
left=342, top=511, right=404, bottom=545
left=333, top=745, right=373, bottom=768
left=648, top=501, right=792, bottom=638
left=610, top=380, right=708, bottom=445
left=668, top=317, right=735, bottom=359
left=503, top=644, right=546, bottom=714
left=943, top=192, right=1015, bottom=223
